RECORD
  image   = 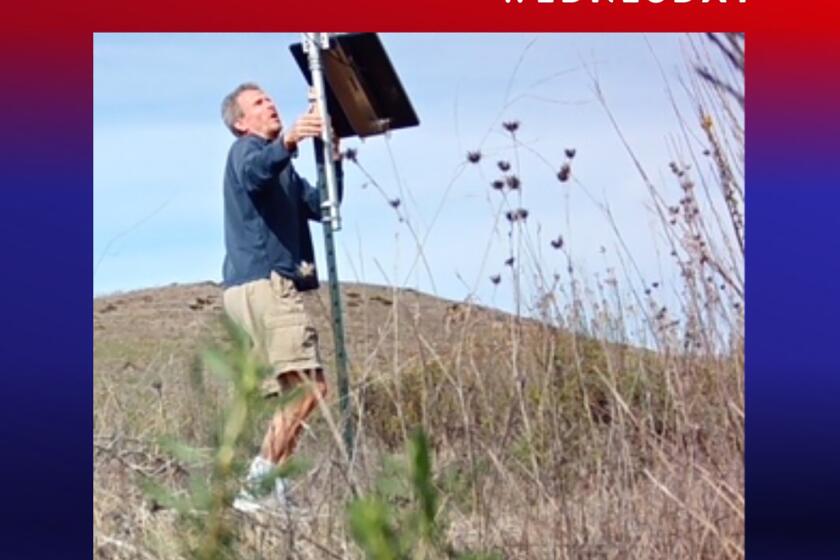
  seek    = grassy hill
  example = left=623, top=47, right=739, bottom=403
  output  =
left=94, top=280, right=743, bottom=559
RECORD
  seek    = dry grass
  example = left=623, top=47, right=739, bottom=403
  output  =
left=94, top=280, right=742, bottom=559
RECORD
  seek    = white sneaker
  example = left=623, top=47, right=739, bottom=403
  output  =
left=232, top=457, right=303, bottom=516
left=232, top=492, right=271, bottom=514
left=232, top=456, right=275, bottom=513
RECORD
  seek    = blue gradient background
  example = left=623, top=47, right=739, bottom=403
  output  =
left=2, top=3, right=840, bottom=559
left=0, top=31, right=92, bottom=556
left=746, top=32, right=840, bottom=555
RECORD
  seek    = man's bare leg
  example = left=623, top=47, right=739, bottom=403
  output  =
left=260, top=369, right=328, bottom=464
left=235, top=370, right=326, bottom=512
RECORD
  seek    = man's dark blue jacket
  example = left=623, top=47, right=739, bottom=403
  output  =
left=222, top=134, right=343, bottom=291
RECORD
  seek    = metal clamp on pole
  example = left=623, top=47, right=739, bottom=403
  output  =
left=302, top=32, right=341, bottom=232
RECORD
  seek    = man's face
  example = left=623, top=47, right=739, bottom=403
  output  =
left=234, top=89, right=282, bottom=140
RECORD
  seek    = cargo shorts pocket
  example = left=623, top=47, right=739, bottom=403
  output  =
left=263, top=313, right=320, bottom=373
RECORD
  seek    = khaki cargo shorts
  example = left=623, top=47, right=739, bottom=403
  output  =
left=223, top=271, right=322, bottom=396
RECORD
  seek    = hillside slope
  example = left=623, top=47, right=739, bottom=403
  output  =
left=94, top=281, right=743, bottom=559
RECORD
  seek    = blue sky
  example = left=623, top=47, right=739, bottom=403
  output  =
left=94, top=33, right=730, bottom=324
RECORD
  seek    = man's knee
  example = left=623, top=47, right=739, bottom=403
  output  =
left=276, top=370, right=303, bottom=392
left=274, top=368, right=326, bottom=401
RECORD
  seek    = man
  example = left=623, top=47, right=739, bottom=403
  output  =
left=219, top=82, right=342, bottom=513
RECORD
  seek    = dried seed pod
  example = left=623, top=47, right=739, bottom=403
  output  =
left=565, top=148, right=576, bottom=159
left=557, top=163, right=571, bottom=182
left=502, top=120, right=520, bottom=133
left=467, top=151, right=482, bottom=163
left=506, top=175, right=521, bottom=190
left=497, top=160, right=511, bottom=172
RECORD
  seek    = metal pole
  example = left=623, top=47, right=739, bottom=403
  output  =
left=302, top=33, right=354, bottom=461
left=304, top=33, right=341, bottom=232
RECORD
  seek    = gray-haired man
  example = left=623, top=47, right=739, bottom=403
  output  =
left=219, top=83, right=342, bottom=513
